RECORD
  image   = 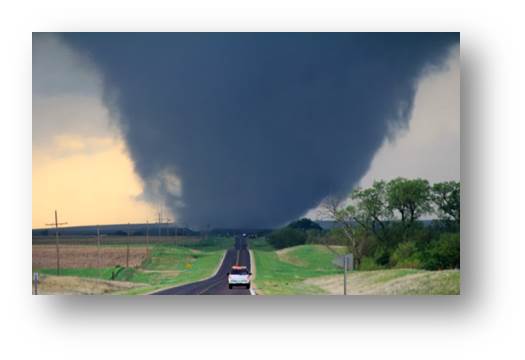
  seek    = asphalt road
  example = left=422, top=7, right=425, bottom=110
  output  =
left=152, top=236, right=252, bottom=295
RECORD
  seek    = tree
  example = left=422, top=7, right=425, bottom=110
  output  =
left=386, top=178, right=432, bottom=225
left=321, top=196, right=368, bottom=269
left=324, top=227, right=349, bottom=246
left=305, top=229, right=322, bottom=244
left=350, top=180, right=392, bottom=244
left=390, top=241, right=421, bottom=268
left=267, top=227, right=306, bottom=249
left=320, top=177, right=458, bottom=270
left=421, top=232, right=460, bottom=270
left=288, top=218, right=323, bottom=231
left=431, top=181, right=460, bottom=225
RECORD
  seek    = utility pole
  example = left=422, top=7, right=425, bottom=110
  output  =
left=175, top=222, right=178, bottom=247
left=145, top=220, right=150, bottom=257
left=45, top=210, right=67, bottom=276
left=165, top=218, right=172, bottom=244
left=157, top=207, right=173, bottom=244
left=96, top=226, right=101, bottom=268
left=126, top=223, right=131, bottom=268
left=180, top=223, right=187, bottom=247
left=158, top=210, right=162, bottom=242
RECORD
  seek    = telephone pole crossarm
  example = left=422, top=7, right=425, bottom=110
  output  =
left=45, top=210, right=68, bottom=276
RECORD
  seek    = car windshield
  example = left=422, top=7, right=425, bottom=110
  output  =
left=231, top=268, right=248, bottom=275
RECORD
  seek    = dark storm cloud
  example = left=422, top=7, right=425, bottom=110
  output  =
left=62, top=33, right=459, bottom=228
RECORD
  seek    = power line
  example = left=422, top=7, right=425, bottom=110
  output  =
left=157, top=207, right=172, bottom=242
left=45, top=210, right=67, bottom=276
left=96, top=225, right=101, bottom=269
left=145, top=220, right=150, bottom=257
left=158, top=210, right=162, bottom=238
left=165, top=218, right=172, bottom=238
left=126, top=223, right=131, bottom=268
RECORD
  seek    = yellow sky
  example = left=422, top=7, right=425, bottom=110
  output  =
left=32, top=134, right=157, bottom=228
left=32, top=34, right=164, bottom=229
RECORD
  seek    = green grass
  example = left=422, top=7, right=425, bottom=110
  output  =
left=279, top=244, right=346, bottom=268
left=305, top=268, right=460, bottom=295
left=252, top=240, right=459, bottom=295
left=249, top=237, right=275, bottom=251
left=189, top=236, right=234, bottom=251
left=142, top=246, right=199, bottom=271
left=39, top=267, right=116, bottom=279
left=113, top=249, right=226, bottom=292
left=37, top=236, right=232, bottom=295
left=391, top=269, right=460, bottom=295
left=253, top=242, right=343, bottom=295
left=365, top=268, right=422, bottom=285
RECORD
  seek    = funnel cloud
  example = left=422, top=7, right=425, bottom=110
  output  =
left=61, top=33, right=459, bottom=228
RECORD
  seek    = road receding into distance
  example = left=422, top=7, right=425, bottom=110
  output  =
left=152, top=236, right=251, bottom=295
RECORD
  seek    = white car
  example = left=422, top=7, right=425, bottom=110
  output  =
left=227, top=265, right=251, bottom=289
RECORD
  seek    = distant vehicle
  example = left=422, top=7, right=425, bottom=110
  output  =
left=227, top=265, right=251, bottom=289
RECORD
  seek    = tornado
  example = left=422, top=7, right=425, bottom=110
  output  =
left=61, top=32, right=459, bottom=228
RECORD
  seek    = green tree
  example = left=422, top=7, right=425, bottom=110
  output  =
left=267, top=227, right=306, bottom=249
left=288, top=218, right=323, bottom=231
left=432, top=181, right=460, bottom=225
left=350, top=180, right=392, bottom=243
left=325, top=227, right=349, bottom=246
left=421, top=232, right=460, bottom=270
left=390, top=241, right=421, bottom=268
left=322, top=196, right=372, bottom=269
left=386, top=178, right=432, bottom=225
left=305, top=229, right=322, bottom=244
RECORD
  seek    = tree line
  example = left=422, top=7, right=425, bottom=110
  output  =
left=268, top=178, right=460, bottom=271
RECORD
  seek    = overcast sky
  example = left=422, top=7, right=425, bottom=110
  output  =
left=32, top=34, right=156, bottom=228
left=358, top=45, right=460, bottom=187
left=305, top=46, right=459, bottom=219
left=33, top=34, right=460, bottom=227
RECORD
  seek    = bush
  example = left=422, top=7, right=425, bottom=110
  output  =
left=358, top=256, right=385, bottom=271
left=373, top=246, right=391, bottom=267
left=395, top=258, right=422, bottom=269
left=421, top=233, right=460, bottom=270
left=390, top=241, right=421, bottom=268
left=305, top=229, right=323, bottom=244
left=323, top=228, right=349, bottom=246
left=267, top=227, right=307, bottom=249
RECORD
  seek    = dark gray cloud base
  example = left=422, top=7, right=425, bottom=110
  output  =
left=63, top=33, right=459, bottom=228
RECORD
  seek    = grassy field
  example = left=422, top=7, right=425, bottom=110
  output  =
left=305, top=269, right=460, bottom=295
left=33, top=236, right=234, bottom=295
left=33, top=275, right=143, bottom=295
left=251, top=239, right=346, bottom=295
left=32, top=236, right=460, bottom=295
left=251, top=238, right=460, bottom=295
left=32, top=244, right=148, bottom=269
